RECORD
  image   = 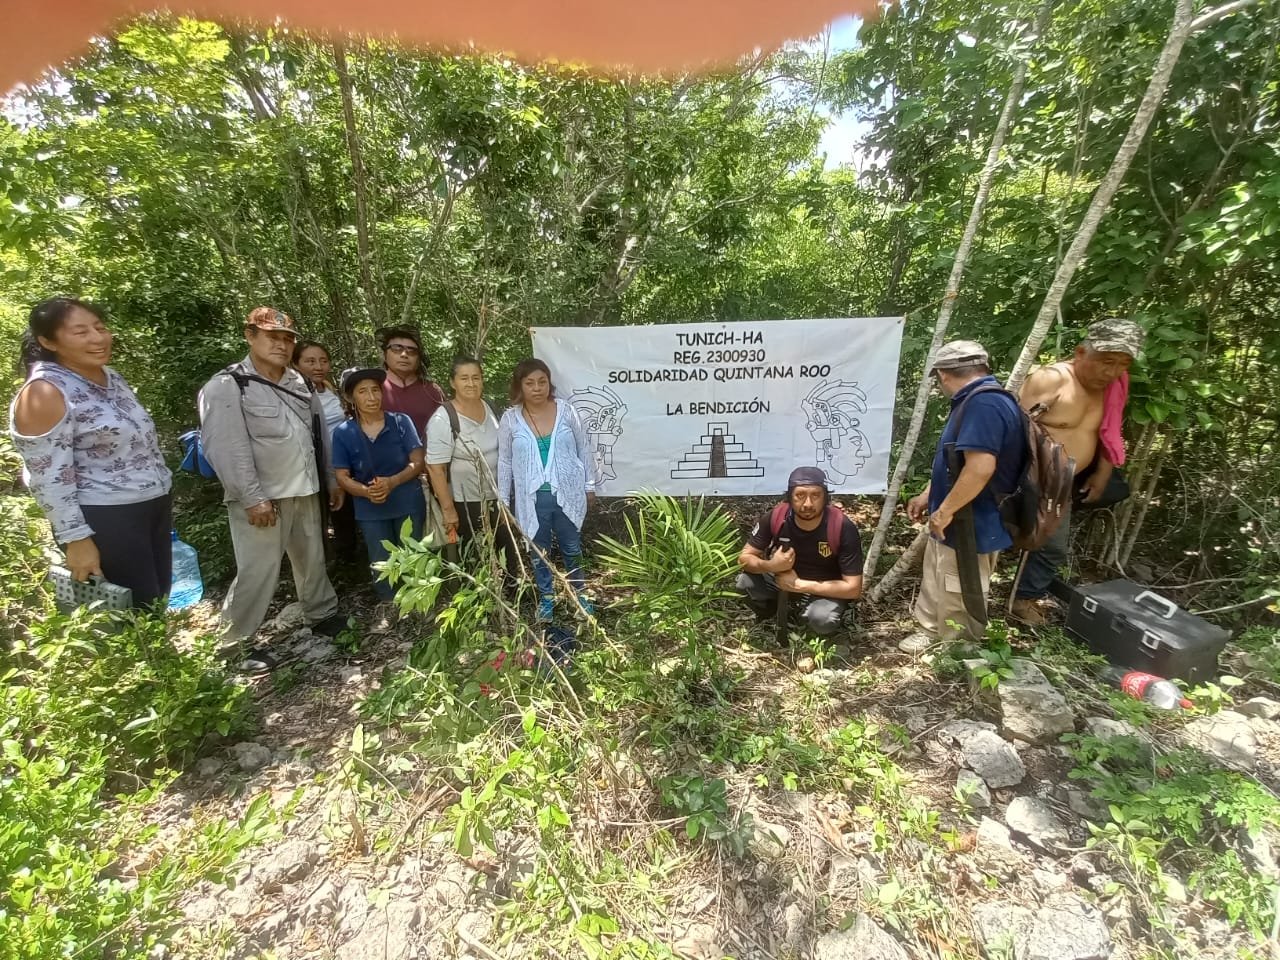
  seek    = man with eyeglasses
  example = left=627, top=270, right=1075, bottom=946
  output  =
left=377, top=326, right=447, bottom=440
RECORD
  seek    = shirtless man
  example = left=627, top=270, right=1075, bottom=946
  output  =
left=1010, top=318, right=1145, bottom=624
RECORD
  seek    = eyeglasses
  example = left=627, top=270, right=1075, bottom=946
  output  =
left=385, top=344, right=420, bottom=355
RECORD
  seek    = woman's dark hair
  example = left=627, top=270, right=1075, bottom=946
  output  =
left=21, top=297, right=105, bottom=375
left=449, top=355, right=483, bottom=380
left=508, top=358, right=556, bottom=404
left=292, top=339, right=331, bottom=366
left=376, top=325, right=429, bottom=380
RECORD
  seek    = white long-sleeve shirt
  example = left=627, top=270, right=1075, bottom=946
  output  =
left=197, top=356, right=335, bottom=509
left=497, top=401, right=595, bottom=537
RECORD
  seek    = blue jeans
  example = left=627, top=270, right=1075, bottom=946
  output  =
left=530, top=489, right=584, bottom=598
left=1016, top=500, right=1071, bottom=600
left=358, top=503, right=426, bottom=600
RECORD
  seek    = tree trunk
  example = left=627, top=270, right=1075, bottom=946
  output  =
left=1118, top=437, right=1168, bottom=568
left=862, top=0, right=1056, bottom=582
left=870, top=0, right=1251, bottom=599
left=1006, top=0, right=1198, bottom=395
left=334, top=41, right=380, bottom=329
left=870, top=528, right=928, bottom=604
left=1113, top=420, right=1159, bottom=549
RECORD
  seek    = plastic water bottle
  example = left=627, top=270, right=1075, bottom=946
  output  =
left=1099, top=665, right=1190, bottom=710
left=168, top=530, right=204, bottom=610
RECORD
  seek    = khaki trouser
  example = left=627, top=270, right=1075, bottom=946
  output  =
left=913, top=537, right=999, bottom=642
left=221, top=494, right=338, bottom=641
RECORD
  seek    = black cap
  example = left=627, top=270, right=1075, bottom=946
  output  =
left=341, top=366, right=386, bottom=395
left=787, top=466, right=829, bottom=491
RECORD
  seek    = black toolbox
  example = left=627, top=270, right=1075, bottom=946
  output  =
left=1061, top=579, right=1229, bottom=683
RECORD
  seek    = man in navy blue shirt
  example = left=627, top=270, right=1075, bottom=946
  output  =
left=901, top=341, right=1025, bottom=649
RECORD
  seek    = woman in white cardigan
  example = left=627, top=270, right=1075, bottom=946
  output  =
left=497, top=358, right=595, bottom=621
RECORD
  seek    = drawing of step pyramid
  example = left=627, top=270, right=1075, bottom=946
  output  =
left=671, top=421, right=765, bottom=479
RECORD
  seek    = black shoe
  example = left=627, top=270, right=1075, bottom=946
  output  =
left=311, top=613, right=351, bottom=637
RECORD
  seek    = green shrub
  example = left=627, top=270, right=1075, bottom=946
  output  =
left=597, top=493, right=740, bottom=617
left=1, top=604, right=268, bottom=960
left=0, top=703, right=275, bottom=960
left=12, top=608, right=253, bottom=773
left=1068, top=734, right=1280, bottom=936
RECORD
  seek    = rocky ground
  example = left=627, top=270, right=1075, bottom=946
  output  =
left=149, top=581, right=1280, bottom=960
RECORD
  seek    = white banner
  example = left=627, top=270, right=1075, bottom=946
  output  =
left=531, top=317, right=904, bottom=496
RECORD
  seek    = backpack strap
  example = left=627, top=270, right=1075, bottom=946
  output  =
left=768, top=501, right=790, bottom=547
left=438, top=401, right=463, bottom=486
left=443, top=400, right=461, bottom=443
left=229, top=368, right=313, bottom=405
left=825, top=505, right=844, bottom=555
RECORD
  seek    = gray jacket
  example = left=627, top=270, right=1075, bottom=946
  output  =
left=198, top=356, right=336, bottom=508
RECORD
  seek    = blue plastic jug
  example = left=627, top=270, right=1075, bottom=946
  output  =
left=168, top=530, right=204, bottom=610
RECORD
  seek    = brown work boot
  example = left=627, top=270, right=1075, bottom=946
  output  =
left=1010, top=598, right=1048, bottom=626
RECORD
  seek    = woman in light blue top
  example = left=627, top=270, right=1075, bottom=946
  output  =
left=496, top=358, right=595, bottom=621
left=9, top=297, right=173, bottom=606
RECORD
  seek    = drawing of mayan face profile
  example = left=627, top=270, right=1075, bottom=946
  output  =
left=802, top=379, right=872, bottom=484
left=570, top=385, right=628, bottom=482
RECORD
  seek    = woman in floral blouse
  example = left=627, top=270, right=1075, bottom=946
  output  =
left=9, top=298, right=173, bottom=606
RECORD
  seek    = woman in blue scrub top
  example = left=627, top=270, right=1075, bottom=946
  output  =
left=330, top=367, right=427, bottom=600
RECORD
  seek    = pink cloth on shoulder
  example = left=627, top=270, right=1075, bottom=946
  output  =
left=1099, top=371, right=1129, bottom=466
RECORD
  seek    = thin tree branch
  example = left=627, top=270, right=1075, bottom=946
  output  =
left=863, top=0, right=1056, bottom=582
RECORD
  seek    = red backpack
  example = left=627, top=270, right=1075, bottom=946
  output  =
left=768, top=502, right=845, bottom=554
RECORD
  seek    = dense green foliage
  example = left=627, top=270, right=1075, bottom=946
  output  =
left=0, top=438, right=265, bottom=959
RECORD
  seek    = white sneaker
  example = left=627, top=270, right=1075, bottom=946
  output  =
left=898, top=632, right=934, bottom=654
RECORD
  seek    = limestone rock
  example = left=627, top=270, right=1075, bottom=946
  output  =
left=1063, top=787, right=1103, bottom=821
left=250, top=908, right=293, bottom=947
left=975, top=817, right=1025, bottom=874
left=1186, top=710, right=1258, bottom=771
left=232, top=741, right=272, bottom=773
left=1005, top=797, right=1069, bottom=849
left=302, top=878, right=341, bottom=925
left=956, top=769, right=992, bottom=809
left=1082, top=716, right=1141, bottom=740
left=335, top=896, right=422, bottom=960
left=814, top=913, right=909, bottom=960
left=828, top=854, right=876, bottom=898
left=457, top=911, right=493, bottom=951
left=298, top=638, right=337, bottom=663
left=782, top=902, right=807, bottom=950
left=271, top=601, right=307, bottom=630
left=750, top=821, right=792, bottom=860
left=940, top=720, right=1026, bottom=788
left=673, top=922, right=720, bottom=960
left=1237, top=697, right=1280, bottom=721
left=1031, top=869, right=1070, bottom=894
left=971, top=902, right=1033, bottom=954
left=986, top=659, right=1075, bottom=744
left=196, top=757, right=223, bottom=779
left=1019, top=897, right=1112, bottom=960
left=257, top=839, right=319, bottom=892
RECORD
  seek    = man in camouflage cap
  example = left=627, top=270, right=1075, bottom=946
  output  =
left=1084, top=317, right=1146, bottom=358
left=1011, top=318, right=1144, bottom=624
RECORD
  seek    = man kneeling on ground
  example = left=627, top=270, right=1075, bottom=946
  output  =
left=736, top=466, right=863, bottom=636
